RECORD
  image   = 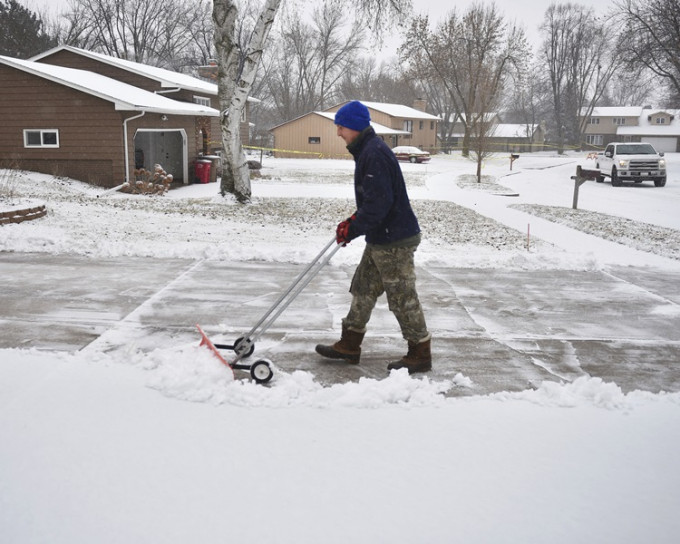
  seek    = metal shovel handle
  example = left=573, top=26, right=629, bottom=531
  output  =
left=231, top=236, right=342, bottom=360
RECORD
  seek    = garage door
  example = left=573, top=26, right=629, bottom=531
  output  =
left=645, top=137, right=677, bottom=153
left=134, top=129, right=187, bottom=183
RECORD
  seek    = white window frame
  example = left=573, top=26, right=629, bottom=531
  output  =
left=588, top=117, right=600, bottom=125
left=23, top=129, right=60, bottom=148
left=586, top=134, right=603, bottom=145
left=613, top=117, right=626, bottom=125
left=193, top=95, right=211, bottom=107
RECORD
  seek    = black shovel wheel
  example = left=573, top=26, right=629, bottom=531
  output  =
left=233, top=336, right=255, bottom=358
left=250, top=360, right=274, bottom=384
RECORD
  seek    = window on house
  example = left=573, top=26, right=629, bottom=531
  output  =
left=655, top=117, right=667, bottom=124
left=403, top=120, right=413, bottom=132
left=23, top=129, right=59, bottom=148
left=419, top=120, right=424, bottom=130
left=308, top=137, right=321, bottom=144
left=588, top=118, right=600, bottom=125
left=586, top=134, right=603, bottom=145
left=193, top=96, right=211, bottom=107
left=613, top=118, right=626, bottom=125
left=430, top=121, right=435, bottom=130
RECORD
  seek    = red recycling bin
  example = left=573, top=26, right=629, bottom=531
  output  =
left=194, top=159, right=211, bottom=184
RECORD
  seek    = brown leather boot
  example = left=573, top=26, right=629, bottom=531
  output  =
left=387, top=338, right=432, bottom=374
left=315, top=325, right=365, bottom=363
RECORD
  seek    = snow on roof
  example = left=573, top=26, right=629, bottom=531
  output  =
left=490, top=124, right=536, bottom=138
left=32, top=45, right=218, bottom=96
left=613, top=108, right=680, bottom=136
left=269, top=111, right=410, bottom=135
left=585, top=106, right=644, bottom=118
left=0, top=55, right=219, bottom=116
left=357, top=101, right=441, bottom=120
left=314, top=111, right=410, bottom=134
left=617, top=125, right=680, bottom=136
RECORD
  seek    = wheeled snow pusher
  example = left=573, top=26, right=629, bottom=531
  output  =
left=197, top=237, right=342, bottom=384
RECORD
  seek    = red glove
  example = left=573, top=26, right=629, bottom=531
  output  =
left=336, top=214, right=357, bottom=245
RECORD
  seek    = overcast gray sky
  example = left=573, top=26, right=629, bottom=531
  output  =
left=20, top=0, right=608, bottom=53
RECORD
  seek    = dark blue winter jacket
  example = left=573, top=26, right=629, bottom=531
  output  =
left=346, top=127, right=421, bottom=246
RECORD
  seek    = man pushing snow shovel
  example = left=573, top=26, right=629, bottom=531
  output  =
left=315, top=101, right=432, bottom=374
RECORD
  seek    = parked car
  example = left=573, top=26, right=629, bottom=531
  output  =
left=392, top=146, right=431, bottom=163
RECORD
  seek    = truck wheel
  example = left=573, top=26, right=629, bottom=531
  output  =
left=654, top=176, right=667, bottom=187
left=611, top=167, right=622, bottom=187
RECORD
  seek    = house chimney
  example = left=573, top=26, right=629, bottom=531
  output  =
left=198, top=59, right=218, bottom=81
left=412, top=99, right=427, bottom=112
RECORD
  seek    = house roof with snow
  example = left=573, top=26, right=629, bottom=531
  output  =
left=358, top=101, right=441, bottom=120
left=314, top=111, right=410, bottom=135
left=31, top=45, right=219, bottom=96
left=585, top=106, right=644, bottom=118
left=448, top=123, right=540, bottom=139
left=616, top=109, right=680, bottom=136
left=0, top=55, right=219, bottom=116
left=269, top=111, right=410, bottom=135
left=490, top=124, right=538, bottom=138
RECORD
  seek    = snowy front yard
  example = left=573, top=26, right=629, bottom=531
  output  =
left=1, top=152, right=680, bottom=543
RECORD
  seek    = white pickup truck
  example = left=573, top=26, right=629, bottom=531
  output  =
left=596, top=142, right=666, bottom=187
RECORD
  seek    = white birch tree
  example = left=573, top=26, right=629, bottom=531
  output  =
left=213, top=0, right=280, bottom=202
left=212, top=0, right=411, bottom=202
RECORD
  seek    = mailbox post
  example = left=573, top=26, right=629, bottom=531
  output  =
left=571, top=165, right=600, bottom=209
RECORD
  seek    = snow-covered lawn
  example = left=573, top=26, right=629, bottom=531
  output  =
left=1, top=151, right=680, bottom=543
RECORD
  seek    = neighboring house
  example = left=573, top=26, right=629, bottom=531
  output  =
left=0, top=45, right=257, bottom=187
left=269, top=100, right=440, bottom=159
left=581, top=106, right=680, bottom=152
left=269, top=111, right=410, bottom=159
left=344, top=101, right=440, bottom=150
left=442, top=113, right=545, bottom=152
left=486, top=122, right=546, bottom=153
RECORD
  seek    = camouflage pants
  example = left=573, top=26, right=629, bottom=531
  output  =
left=343, top=243, right=429, bottom=343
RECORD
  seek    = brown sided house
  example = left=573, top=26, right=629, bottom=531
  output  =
left=0, top=46, right=257, bottom=187
left=270, top=101, right=439, bottom=159
left=269, top=111, right=409, bottom=159
left=338, top=101, right=440, bottom=150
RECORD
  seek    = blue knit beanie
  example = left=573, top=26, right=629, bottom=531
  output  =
left=334, top=101, right=371, bottom=131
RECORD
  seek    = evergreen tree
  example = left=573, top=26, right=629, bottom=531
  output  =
left=0, top=0, right=56, bottom=59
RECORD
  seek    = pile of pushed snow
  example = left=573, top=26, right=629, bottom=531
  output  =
left=134, top=342, right=462, bottom=407
left=493, top=375, right=680, bottom=410
left=5, top=346, right=679, bottom=411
